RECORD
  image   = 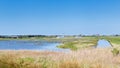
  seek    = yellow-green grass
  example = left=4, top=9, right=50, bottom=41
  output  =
left=0, top=48, right=120, bottom=68
left=58, top=37, right=99, bottom=50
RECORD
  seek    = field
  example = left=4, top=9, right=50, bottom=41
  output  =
left=0, top=36, right=120, bottom=68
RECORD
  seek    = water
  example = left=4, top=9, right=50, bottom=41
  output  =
left=97, top=39, right=112, bottom=48
left=0, top=40, right=69, bottom=52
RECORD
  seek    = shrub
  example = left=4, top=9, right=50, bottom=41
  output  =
left=111, top=48, right=119, bottom=56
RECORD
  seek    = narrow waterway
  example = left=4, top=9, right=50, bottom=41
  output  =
left=96, top=39, right=112, bottom=48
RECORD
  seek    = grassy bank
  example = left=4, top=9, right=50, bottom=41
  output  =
left=58, top=37, right=99, bottom=50
left=0, top=48, right=120, bottom=68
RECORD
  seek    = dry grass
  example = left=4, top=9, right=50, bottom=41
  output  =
left=0, top=48, right=120, bottom=68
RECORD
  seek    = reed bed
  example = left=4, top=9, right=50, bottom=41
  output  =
left=0, top=48, right=120, bottom=68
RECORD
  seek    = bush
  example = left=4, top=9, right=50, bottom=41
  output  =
left=111, top=48, right=119, bottom=56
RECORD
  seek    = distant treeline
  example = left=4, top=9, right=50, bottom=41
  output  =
left=0, top=34, right=119, bottom=39
left=0, top=35, right=57, bottom=39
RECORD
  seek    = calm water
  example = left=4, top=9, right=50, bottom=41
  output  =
left=97, top=39, right=112, bottom=48
left=0, top=40, right=69, bottom=52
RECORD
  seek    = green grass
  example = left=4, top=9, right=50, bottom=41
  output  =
left=57, top=42, right=78, bottom=50
left=19, top=57, right=35, bottom=63
left=100, top=36, right=120, bottom=44
left=58, top=36, right=99, bottom=50
left=111, top=48, right=119, bottom=56
left=107, top=37, right=120, bottom=44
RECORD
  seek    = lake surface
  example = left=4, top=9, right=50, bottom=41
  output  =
left=0, top=40, right=69, bottom=52
left=97, top=39, right=112, bottom=48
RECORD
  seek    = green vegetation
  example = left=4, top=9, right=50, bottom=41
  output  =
left=58, top=36, right=99, bottom=50
left=57, top=42, right=78, bottom=50
left=111, top=48, right=119, bottom=56
left=19, top=57, right=35, bottom=63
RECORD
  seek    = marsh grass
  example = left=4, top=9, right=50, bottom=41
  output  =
left=57, top=42, right=78, bottom=50
left=0, top=48, right=120, bottom=68
left=58, top=37, right=99, bottom=50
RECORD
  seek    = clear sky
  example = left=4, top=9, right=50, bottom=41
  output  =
left=0, top=0, right=120, bottom=35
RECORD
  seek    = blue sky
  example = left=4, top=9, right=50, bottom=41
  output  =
left=0, top=0, right=120, bottom=35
